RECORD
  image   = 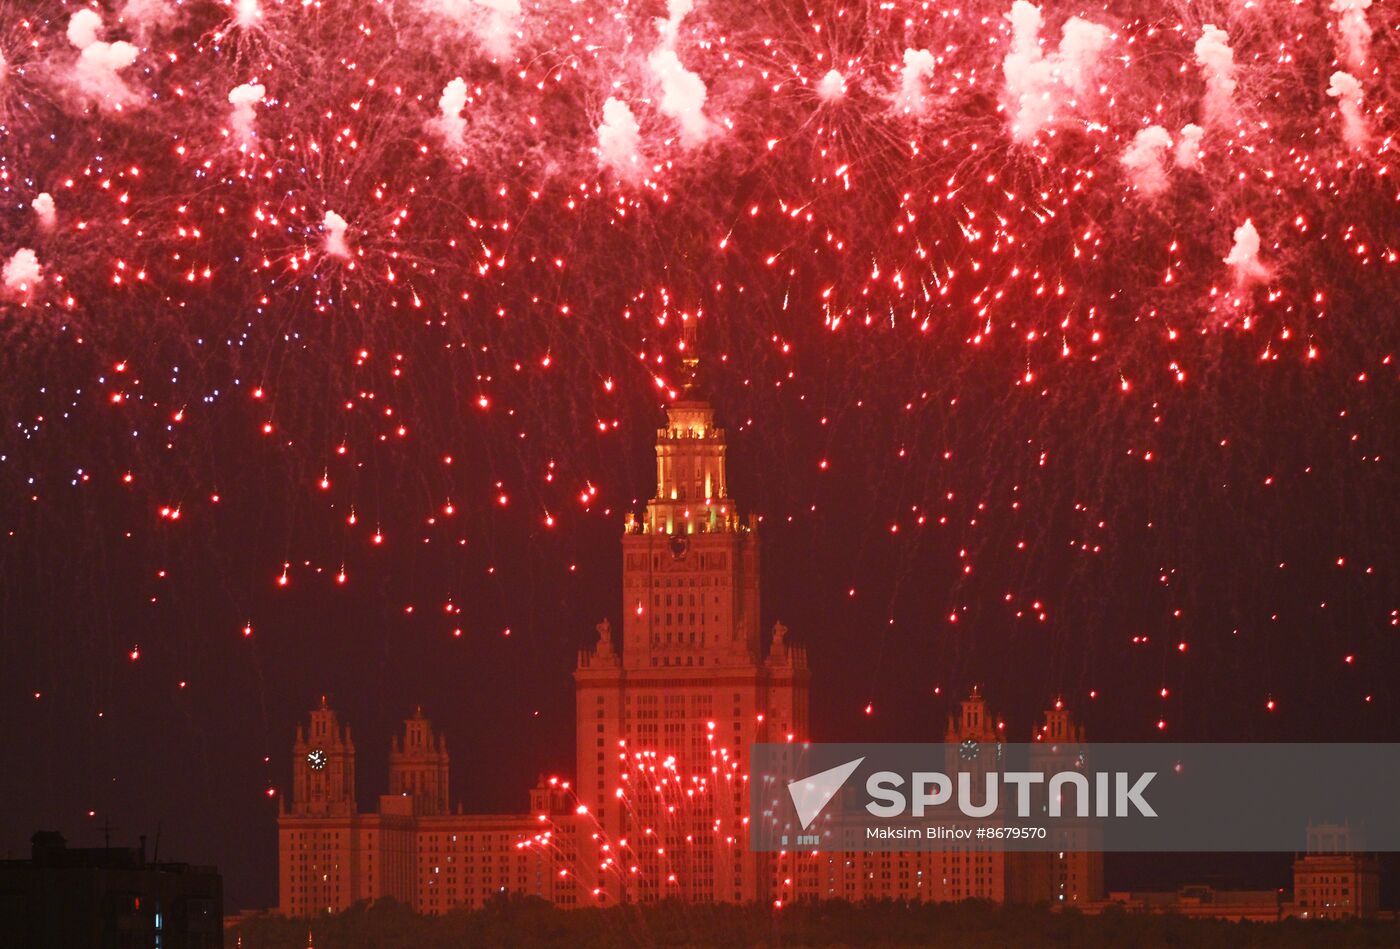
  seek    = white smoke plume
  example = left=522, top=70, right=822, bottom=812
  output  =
left=646, top=0, right=712, bottom=146
left=1224, top=219, right=1270, bottom=286
left=3, top=248, right=42, bottom=299
left=1327, top=71, right=1368, bottom=152
left=597, top=97, right=642, bottom=179
left=817, top=69, right=847, bottom=103
left=470, top=0, right=521, bottom=57
left=1001, top=2, right=1111, bottom=142
left=68, top=9, right=140, bottom=110
left=1002, top=1, right=1051, bottom=140
left=1121, top=125, right=1173, bottom=196
left=233, top=0, right=260, bottom=29
left=1056, top=17, right=1111, bottom=96
left=657, top=0, right=694, bottom=46
left=323, top=211, right=352, bottom=260
left=1175, top=123, right=1204, bottom=168
left=1331, top=0, right=1372, bottom=72
left=227, top=82, right=265, bottom=144
left=893, top=48, right=936, bottom=116
left=649, top=50, right=712, bottom=145
left=1194, top=25, right=1237, bottom=128
left=120, top=0, right=177, bottom=44
left=433, top=77, right=469, bottom=149
left=33, top=193, right=56, bottom=232
left=429, top=0, right=522, bottom=58
left=67, top=9, right=103, bottom=48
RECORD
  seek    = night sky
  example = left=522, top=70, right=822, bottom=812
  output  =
left=2, top=0, right=1400, bottom=913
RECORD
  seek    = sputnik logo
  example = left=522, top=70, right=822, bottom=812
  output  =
left=787, top=757, right=865, bottom=830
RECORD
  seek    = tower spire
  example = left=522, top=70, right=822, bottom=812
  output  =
left=677, top=313, right=701, bottom=398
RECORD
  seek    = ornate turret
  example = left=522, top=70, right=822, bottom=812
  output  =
left=1036, top=698, right=1085, bottom=744
left=946, top=685, right=998, bottom=743
left=389, top=707, right=450, bottom=816
left=610, top=324, right=764, bottom=669
left=290, top=696, right=357, bottom=817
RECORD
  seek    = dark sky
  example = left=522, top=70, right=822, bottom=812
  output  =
left=3, top=0, right=1400, bottom=919
left=3, top=329, right=1399, bottom=912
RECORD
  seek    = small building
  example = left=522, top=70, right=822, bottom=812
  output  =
left=1287, top=823, right=1381, bottom=919
left=1100, top=885, right=1284, bottom=922
left=0, top=830, right=222, bottom=949
left=1078, top=823, right=1386, bottom=922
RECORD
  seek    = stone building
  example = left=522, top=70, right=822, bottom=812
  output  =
left=278, top=364, right=1100, bottom=915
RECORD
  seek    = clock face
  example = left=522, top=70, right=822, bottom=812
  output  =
left=669, top=535, right=689, bottom=560
left=307, top=748, right=328, bottom=771
left=958, top=739, right=980, bottom=762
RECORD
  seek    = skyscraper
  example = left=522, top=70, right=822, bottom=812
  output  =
left=277, top=366, right=1098, bottom=915
left=573, top=352, right=810, bottom=903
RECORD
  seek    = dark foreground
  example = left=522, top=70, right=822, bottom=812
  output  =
left=229, top=897, right=1400, bottom=948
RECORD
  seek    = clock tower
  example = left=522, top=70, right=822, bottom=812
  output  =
left=290, top=695, right=357, bottom=818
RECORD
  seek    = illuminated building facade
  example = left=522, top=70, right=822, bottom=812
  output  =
left=277, top=366, right=1102, bottom=915
left=777, top=690, right=1103, bottom=907
left=277, top=702, right=578, bottom=917
left=1288, top=823, right=1380, bottom=919
left=573, top=353, right=810, bottom=904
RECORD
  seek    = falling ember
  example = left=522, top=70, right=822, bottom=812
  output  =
left=0, top=0, right=1394, bottom=911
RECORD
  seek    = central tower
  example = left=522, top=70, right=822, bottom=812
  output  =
left=575, top=338, right=809, bottom=905
left=619, top=351, right=761, bottom=670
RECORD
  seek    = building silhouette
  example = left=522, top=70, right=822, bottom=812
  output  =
left=1288, top=823, right=1380, bottom=919
left=278, top=363, right=1102, bottom=915
left=573, top=348, right=810, bottom=905
left=0, top=830, right=222, bottom=948
left=775, top=690, right=1102, bottom=906
left=1087, top=825, right=1385, bottom=923
left=278, top=701, right=577, bottom=915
